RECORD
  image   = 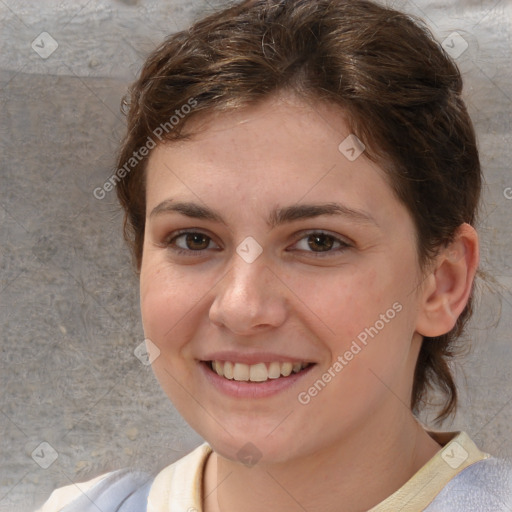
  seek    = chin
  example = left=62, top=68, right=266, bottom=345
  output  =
left=202, top=425, right=312, bottom=467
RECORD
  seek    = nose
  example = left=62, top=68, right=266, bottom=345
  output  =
left=209, top=257, right=288, bottom=335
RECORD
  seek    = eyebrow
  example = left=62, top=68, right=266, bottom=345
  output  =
left=149, top=200, right=377, bottom=228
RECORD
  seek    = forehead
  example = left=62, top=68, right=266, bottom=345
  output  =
left=144, top=94, right=399, bottom=223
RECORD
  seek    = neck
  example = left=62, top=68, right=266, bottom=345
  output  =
left=203, top=411, right=442, bottom=512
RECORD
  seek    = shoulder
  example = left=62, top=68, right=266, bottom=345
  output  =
left=426, top=456, right=512, bottom=511
left=36, top=472, right=109, bottom=512
left=36, top=468, right=153, bottom=512
left=148, top=443, right=212, bottom=512
left=35, top=444, right=211, bottom=512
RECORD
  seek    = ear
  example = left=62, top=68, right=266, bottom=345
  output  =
left=416, top=223, right=479, bottom=338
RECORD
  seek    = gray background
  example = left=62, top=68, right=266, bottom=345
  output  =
left=0, top=0, right=511, bottom=510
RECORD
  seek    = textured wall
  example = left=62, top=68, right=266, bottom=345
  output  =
left=0, top=1, right=511, bottom=510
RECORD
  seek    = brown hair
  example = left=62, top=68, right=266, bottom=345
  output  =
left=116, top=0, right=481, bottom=423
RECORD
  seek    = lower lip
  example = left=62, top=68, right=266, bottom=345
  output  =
left=199, top=362, right=316, bottom=399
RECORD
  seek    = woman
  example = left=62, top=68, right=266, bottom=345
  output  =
left=38, top=0, right=512, bottom=510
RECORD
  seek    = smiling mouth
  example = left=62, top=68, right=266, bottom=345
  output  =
left=205, top=360, right=314, bottom=383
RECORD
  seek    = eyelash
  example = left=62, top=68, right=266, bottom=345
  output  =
left=164, top=229, right=351, bottom=258
left=164, top=230, right=220, bottom=257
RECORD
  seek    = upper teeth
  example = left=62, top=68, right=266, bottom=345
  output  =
left=211, top=361, right=308, bottom=382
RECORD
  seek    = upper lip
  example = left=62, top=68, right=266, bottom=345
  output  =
left=200, top=351, right=316, bottom=365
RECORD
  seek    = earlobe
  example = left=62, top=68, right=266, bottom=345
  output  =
left=416, top=223, right=479, bottom=338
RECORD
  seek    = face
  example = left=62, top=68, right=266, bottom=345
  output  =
left=140, top=93, right=427, bottom=464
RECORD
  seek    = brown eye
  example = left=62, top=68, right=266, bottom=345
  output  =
left=290, top=230, right=350, bottom=257
left=184, top=233, right=210, bottom=250
left=167, top=231, right=219, bottom=254
left=307, top=233, right=335, bottom=252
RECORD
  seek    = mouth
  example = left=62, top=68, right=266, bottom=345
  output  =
left=203, top=360, right=314, bottom=383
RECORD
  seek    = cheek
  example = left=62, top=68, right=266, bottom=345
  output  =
left=303, top=266, right=388, bottom=337
left=140, top=258, right=200, bottom=350
left=139, top=260, right=205, bottom=401
left=304, top=260, right=415, bottom=356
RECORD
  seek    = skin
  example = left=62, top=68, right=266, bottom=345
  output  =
left=140, top=92, right=479, bottom=512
